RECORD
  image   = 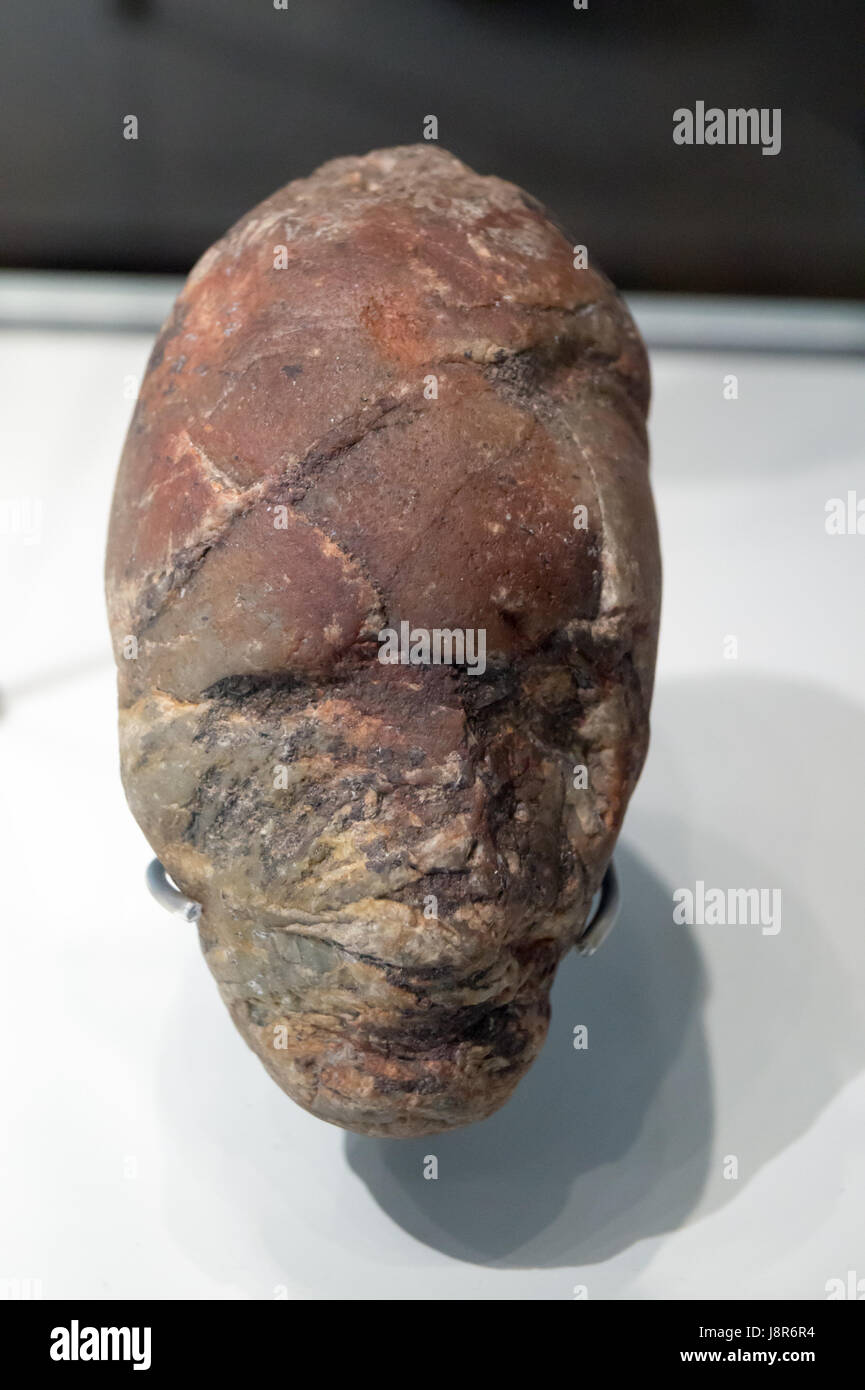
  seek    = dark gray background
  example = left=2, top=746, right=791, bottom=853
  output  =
left=1, top=0, right=862, bottom=296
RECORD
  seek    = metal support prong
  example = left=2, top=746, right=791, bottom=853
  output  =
left=145, top=859, right=201, bottom=922
left=575, top=860, right=621, bottom=957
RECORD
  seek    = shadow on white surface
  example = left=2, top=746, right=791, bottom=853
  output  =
left=635, top=675, right=865, bottom=1216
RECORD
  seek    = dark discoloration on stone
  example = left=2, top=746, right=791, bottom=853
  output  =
left=106, top=146, right=660, bottom=1138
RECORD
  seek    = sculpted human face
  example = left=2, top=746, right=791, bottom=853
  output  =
left=107, top=146, right=660, bottom=1136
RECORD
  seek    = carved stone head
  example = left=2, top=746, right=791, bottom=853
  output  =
left=106, top=147, right=660, bottom=1136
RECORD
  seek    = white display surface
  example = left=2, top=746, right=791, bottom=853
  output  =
left=1, top=297, right=863, bottom=1300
